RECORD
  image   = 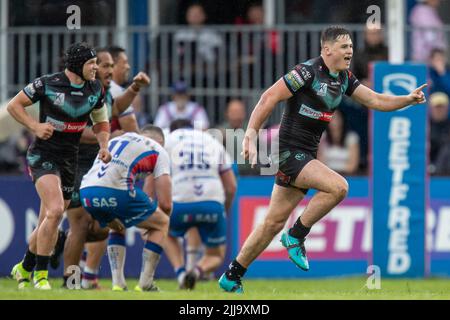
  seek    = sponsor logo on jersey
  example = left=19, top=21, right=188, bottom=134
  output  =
left=34, top=79, right=43, bottom=88
left=298, top=104, right=333, bottom=122
left=42, top=161, right=53, bottom=170
left=45, top=116, right=87, bottom=133
left=295, top=152, right=306, bottom=161
left=284, top=72, right=302, bottom=91
left=71, top=91, right=84, bottom=96
left=300, top=66, right=312, bottom=80
left=25, top=83, right=36, bottom=96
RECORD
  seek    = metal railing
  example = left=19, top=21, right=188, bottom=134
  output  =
left=1, top=24, right=449, bottom=126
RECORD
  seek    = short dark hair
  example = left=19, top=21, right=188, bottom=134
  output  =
left=95, top=47, right=110, bottom=64
left=169, top=119, right=193, bottom=132
left=321, top=26, right=351, bottom=47
left=430, top=48, right=446, bottom=60
left=108, top=46, right=126, bottom=62
left=141, top=124, right=164, bottom=140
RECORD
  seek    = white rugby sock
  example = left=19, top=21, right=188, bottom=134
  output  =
left=186, top=246, right=202, bottom=271
left=107, top=245, right=126, bottom=288
left=138, top=249, right=161, bottom=289
left=138, top=242, right=162, bottom=289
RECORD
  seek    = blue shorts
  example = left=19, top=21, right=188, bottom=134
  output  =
left=169, top=201, right=226, bottom=247
left=80, top=186, right=157, bottom=228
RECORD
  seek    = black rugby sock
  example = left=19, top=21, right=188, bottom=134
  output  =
left=226, top=259, right=247, bottom=281
left=35, top=255, right=50, bottom=272
left=289, top=217, right=311, bottom=240
left=22, top=249, right=37, bottom=272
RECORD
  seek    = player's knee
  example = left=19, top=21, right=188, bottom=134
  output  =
left=332, top=179, right=348, bottom=201
left=264, top=218, right=285, bottom=236
left=46, top=204, right=65, bottom=221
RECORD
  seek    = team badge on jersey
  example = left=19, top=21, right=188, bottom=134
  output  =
left=54, top=93, right=65, bottom=106
left=317, top=83, right=328, bottom=96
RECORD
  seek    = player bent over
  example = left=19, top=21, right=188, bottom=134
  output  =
left=160, top=120, right=236, bottom=289
left=219, top=26, right=427, bottom=293
left=9, top=42, right=111, bottom=290
left=80, top=126, right=172, bottom=291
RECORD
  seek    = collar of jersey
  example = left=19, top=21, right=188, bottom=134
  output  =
left=318, top=56, right=339, bottom=79
left=70, top=82, right=85, bottom=89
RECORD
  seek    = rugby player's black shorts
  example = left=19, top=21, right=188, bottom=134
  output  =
left=26, top=146, right=77, bottom=200
left=274, top=148, right=316, bottom=195
left=68, top=158, right=96, bottom=209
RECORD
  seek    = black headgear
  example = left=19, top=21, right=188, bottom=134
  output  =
left=65, top=42, right=97, bottom=80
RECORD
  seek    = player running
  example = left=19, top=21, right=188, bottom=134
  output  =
left=161, top=120, right=236, bottom=290
left=8, top=42, right=111, bottom=290
left=80, top=126, right=172, bottom=292
left=219, top=26, right=427, bottom=293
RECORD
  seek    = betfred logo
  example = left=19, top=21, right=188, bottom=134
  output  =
left=239, top=197, right=371, bottom=260
left=45, top=116, right=87, bottom=133
left=299, top=104, right=333, bottom=122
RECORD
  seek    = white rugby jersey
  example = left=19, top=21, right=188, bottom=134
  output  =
left=81, top=132, right=170, bottom=191
left=109, top=80, right=134, bottom=116
left=165, top=128, right=232, bottom=203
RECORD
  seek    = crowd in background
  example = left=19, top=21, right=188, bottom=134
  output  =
left=1, top=0, right=450, bottom=177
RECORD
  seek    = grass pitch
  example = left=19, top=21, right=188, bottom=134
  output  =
left=0, top=277, right=449, bottom=300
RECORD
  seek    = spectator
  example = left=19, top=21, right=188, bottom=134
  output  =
left=217, top=99, right=251, bottom=175
left=429, top=48, right=450, bottom=98
left=352, top=26, right=388, bottom=87
left=428, top=92, right=450, bottom=174
left=154, top=80, right=209, bottom=131
left=174, top=3, right=223, bottom=86
left=0, top=131, right=28, bottom=174
left=236, top=2, right=280, bottom=88
left=409, top=0, right=446, bottom=62
left=318, top=110, right=360, bottom=175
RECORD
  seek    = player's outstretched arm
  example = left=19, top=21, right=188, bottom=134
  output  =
left=113, top=71, right=151, bottom=115
left=7, top=91, right=54, bottom=140
left=351, top=83, right=427, bottom=112
left=243, top=78, right=293, bottom=166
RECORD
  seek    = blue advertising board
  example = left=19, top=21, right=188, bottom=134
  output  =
left=372, top=62, right=428, bottom=277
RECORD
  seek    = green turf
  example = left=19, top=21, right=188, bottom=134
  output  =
left=0, top=277, right=449, bottom=300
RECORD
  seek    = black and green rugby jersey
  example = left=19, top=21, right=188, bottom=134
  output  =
left=281, top=56, right=360, bottom=153
left=23, top=72, right=105, bottom=155
left=77, top=89, right=114, bottom=165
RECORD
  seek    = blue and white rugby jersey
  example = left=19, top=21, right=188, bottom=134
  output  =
left=165, top=128, right=232, bottom=203
left=81, top=132, right=170, bottom=191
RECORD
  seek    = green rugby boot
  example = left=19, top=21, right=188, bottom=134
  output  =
left=33, top=270, right=51, bottom=290
left=280, top=230, right=309, bottom=271
left=218, top=273, right=243, bottom=294
left=11, top=262, right=32, bottom=289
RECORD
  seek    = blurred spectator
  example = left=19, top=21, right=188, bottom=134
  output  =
left=154, top=80, right=209, bottom=131
left=0, top=131, right=29, bottom=174
left=217, top=99, right=251, bottom=175
left=318, top=110, right=360, bottom=175
left=218, top=98, right=247, bottom=132
left=428, top=92, right=450, bottom=174
left=428, top=48, right=450, bottom=97
left=409, top=0, right=446, bottom=62
left=352, top=26, right=388, bottom=87
left=236, top=2, right=280, bottom=88
left=174, top=3, right=223, bottom=85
